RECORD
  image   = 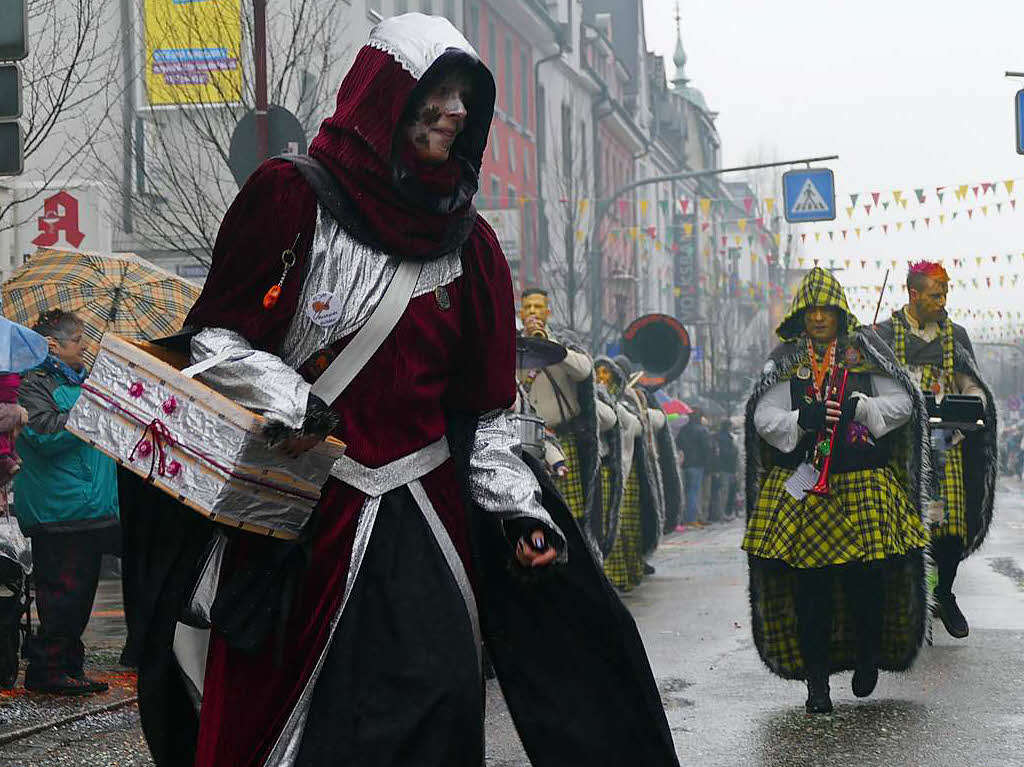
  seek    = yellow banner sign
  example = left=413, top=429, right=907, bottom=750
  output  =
left=145, top=0, right=242, bottom=106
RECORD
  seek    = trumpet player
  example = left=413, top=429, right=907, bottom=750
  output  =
left=876, top=261, right=997, bottom=640
left=742, top=268, right=930, bottom=714
left=518, top=287, right=603, bottom=553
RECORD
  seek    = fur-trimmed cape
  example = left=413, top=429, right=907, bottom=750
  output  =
left=744, top=326, right=932, bottom=679
left=654, top=413, right=685, bottom=533
left=594, top=385, right=625, bottom=557
left=875, top=317, right=998, bottom=558
left=622, top=391, right=665, bottom=557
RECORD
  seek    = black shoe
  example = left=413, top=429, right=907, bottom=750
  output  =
left=25, top=672, right=107, bottom=696
left=805, top=678, right=833, bottom=714
left=852, top=665, right=878, bottom=698
left=643, top=562, right=656, bottom=575
left=934, top=592, right=969, bottom=638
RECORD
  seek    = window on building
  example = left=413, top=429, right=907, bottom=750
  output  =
left=491, top=175, right=501, bottom=209
left=504, top=36, right=515, bottom=117
left=536, top=85, right=546, bottom=163
left=467, top=4, right=479, bottom=48
left=508, top=185, right=517, bottom=208
left=394, top=0, right=408, bottom=14
left=487, top=20, right=496, bottom=70
left=508, top=137, right=516, bottom=173
left=579, top=120, right=587, bottom=190
left=491, top=128, right=499, bottom=162
left=523, top=145, right=530, bottom=182
left=520, top=51, right=530, bottom=125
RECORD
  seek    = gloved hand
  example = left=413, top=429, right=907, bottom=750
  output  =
left=797, top=400, right=826, bottom=432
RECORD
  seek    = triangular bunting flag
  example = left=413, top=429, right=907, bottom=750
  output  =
left=915, top=188, right=925, bottom=203
left=982, top=205, right=988, bottom=215
left=679, top=198, right=690, bottom=214
left=847, top=206, right=855, bottom=218
left=699, top=198, right=711, bottom=216
left=1005, top=180, right=1015, bottom=195
left=743, top=197, right=754, bottom=215
left=850, top=193, right=860, bottom=206
left=855, top=228, right=861, bottom=238
left=972, top=186, right=979, bottom=198
left=893, top=190, right=903, bottom=204
left=865, top=205, right=872, bottom=215
left=871, top=192, right=880, bottom=205
left=738, top=218, right=747, bottom=232
left=956, top=185, right=968, bottom=201
left=883, top=202, right=890, bottom=211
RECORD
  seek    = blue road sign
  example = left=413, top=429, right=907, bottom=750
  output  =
left=1016, top=89, right=1024, bottom=155
left=782, top=168, right=836, bottom=223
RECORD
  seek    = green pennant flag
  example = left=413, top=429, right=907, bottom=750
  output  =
left=659, top=199, right=669, bottom=216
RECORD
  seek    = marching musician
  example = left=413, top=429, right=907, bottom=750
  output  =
left=593, top=360, right=626, bottom=560
left=875, top=261, right=997, bottom=639
left=517, top=287, right=603, bottom=551
left=743, top=268, right=930, bottom=714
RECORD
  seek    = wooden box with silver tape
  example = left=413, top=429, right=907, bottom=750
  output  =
left=66, top=334, right=345, bottom=540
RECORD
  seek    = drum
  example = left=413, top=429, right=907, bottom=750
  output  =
left=510, top=413, right=546, bottom=460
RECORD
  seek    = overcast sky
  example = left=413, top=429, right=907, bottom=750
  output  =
left=642, top=0, right=1024, bottom=331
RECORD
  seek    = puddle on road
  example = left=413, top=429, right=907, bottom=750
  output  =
left=988, top=557, right=1024, bottom=590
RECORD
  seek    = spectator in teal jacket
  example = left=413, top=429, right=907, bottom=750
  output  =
left=14, top=309, right=118, bottom=695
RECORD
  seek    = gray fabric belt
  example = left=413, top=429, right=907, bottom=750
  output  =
left=329, top=436, right=450, bottom=497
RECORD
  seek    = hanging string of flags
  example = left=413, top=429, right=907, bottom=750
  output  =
left=792, top=250, right=1024, bottom=274
left=839, top=177, right=1021, bottom=217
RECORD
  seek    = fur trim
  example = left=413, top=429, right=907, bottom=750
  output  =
left=743, top=327, right=930, bottom=679
left=595, top=386, right=625, bottom=557
left=654, top=419, right=685, bottom=532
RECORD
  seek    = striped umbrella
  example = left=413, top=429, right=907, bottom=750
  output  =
left=1, top=248, right=201, bottom=368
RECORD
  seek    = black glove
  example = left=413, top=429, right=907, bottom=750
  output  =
left=263, top=393, right=340, bottom=446
left=840, top=396, right=859, bottom=425
left=797, top=400, right=826, bottom=432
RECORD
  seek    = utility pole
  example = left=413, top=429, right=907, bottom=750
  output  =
left=587, top=154, right=839, bottom=351
left=253, top=0, right=269, bottom=162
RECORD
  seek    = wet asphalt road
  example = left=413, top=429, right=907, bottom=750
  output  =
left=5, top=480, right=1024, bottom=765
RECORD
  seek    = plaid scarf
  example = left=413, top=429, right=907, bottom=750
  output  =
left=891, top=309, right=954, bottom=393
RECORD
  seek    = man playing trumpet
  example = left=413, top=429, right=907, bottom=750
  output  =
left=742, top=268, right=930, bottom=714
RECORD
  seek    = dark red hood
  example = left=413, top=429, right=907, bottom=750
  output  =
left=308, top=14, right=495, bottom=260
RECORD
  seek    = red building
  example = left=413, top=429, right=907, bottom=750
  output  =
left=462, top=2, right=554, bottom=289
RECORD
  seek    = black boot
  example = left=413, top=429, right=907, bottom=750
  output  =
left=934, top=591, right=969, bottom=638
left=805, top=676, right=833, bottom=714
left=845, top=564, right=883, bottom=699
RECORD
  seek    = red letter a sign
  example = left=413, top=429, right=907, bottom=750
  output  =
left=32, top=190, right=86, bottom=249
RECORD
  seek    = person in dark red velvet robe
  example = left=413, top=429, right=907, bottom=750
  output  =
left=127, top=14, right=680, bottom=767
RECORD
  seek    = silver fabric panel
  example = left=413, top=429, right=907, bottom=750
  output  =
left=329, top=437, right=450, bottom=497
left=279, top=205, right=463, bottom=369
left=469, top=411, right=567, bottom=561
left=264, top=497, right=381, bottom=767
left=191, top=328, right=310, bottom=430
left=408, top=479, right=481, bottom=666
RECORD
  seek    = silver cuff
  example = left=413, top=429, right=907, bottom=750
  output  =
left=469, top=411, right=566, bottom=560
left=190, top=328, right=311, bottom=430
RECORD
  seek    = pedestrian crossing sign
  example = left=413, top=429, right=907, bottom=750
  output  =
left=1015, top=89, right=1024, bottom=155
left=782, top=168, right=836, bottom=223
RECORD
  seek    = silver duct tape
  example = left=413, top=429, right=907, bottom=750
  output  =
left=469, top=411, right=567, bottom=559
left=329, top=436, right=450, bottom=497
left=191, top=328, right=310, bottom=430
left=280, top=204, right=463, bottom=369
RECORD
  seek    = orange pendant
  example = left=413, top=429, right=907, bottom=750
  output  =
left=263, top=284, right=282, bottom=309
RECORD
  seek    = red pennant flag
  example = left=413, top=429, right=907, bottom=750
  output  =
left=679, top=198, right=690, bottom=214
left=701, top=222, right=710, bottom=231
left=860, top=260, right=867, bottom=268
left=721, top=236, right=727, bottom=246
left=871, top=192, right=880, bottom=205
left=646, top=226, right=657, bottom=238
left=743, top=197, right=753, bottom=214
left=972, top=186, right=979, bottom=198
left=801, top=233, right=807, bottom=243
left=864, top=205, right=872, bottom=215
left=755, top=217, right=763, bottom=227
left=925, top=217, right=930, bottom=227
left=883, top=224, right=889, bottom=234
left=842, top=230, right=848, bottom=239
left=967, top=209, right=973, bottom=219
left=619, top=199, right=629, bottom=216
left=983, top=182, right=994, bottom=194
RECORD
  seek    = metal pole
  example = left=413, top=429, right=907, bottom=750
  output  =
left=253, top=0, right=269, bottom=161
left=1005, top=71, right=1024, bottom=78
left=119, top=0, right=135, bottom=233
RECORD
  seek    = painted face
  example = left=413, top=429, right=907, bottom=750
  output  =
left=909, top=276, right=948, bottom=324
left=519, top=291, right=551, bottom=334
left=803, top=305, right=840, bottom=344
left=49, top=326, right=86, bottom=371
left=595, top=364, right=614, bottom=387
left=404, top=73, right=472, bottom=164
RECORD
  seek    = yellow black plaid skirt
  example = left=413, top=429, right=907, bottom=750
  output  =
left=599, top=463, right=615, bottom=542
left=742, top=465, right=930, bottom=568
left=554, top=430, right=586, bottom=522
left=932, top=442, right=967, bottom=543
left=605, top=469, right=643, bottom=591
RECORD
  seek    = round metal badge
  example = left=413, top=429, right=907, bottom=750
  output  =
left=435, top=285, right=451, bottom=310
left=844, top=347, right=862, bottom=367
left=796, top=365, right=812, bottom=380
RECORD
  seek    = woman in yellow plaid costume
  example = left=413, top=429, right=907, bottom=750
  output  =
left=743, top=268, right=931, bottom=714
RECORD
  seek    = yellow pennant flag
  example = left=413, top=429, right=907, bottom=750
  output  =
left=774, top=233, right=781, bottom=245
left=900, top=199, right=908, bottom=209
left=982, top=205, right=988, bottom=216
left=940, top=214, right=946, bottom=224
left=734, top=235, right=741, bottom=245
left=683, top=223, right=694, bottom=236
left=855, top=227, right=861, bottom=238
left=846, top=206, right=855, bottom=218
left=896, top=222, right=903, bottom=231
left=655, top=241, right=662, bottom=251
left=629, top=227, right=638, bottom=240
left=815, top=232, right=821, bottom=242
left=976, top=256, right=983, bottom=266
left=1006, top=180, right=1015, bottom=195
left=893, top=190, right=903, bottom=204
left=640, top=200, right=649, bottom=215
left=751, top=253, right=757, bottom=263
left=956, top=184, right=968, bottom=201
left=578, top=199, right=589, bottom=214
left=518, top=196, right=528, bottom=207
left=737, top=218, right=747, bottom=232
left=699, top=198, right=712, bottom=216
left=765, top=198, right=775, bottom=214
left=609, top=231, right=617, bottom=243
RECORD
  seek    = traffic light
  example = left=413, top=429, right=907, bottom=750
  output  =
left=0, top=0, right=27, bottom=176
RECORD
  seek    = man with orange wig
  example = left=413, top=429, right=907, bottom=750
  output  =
left=877, top=261, right=997, bottom=640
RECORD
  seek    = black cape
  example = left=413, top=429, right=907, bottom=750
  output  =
left=875, top=316, right=998, bottom=557
left=123, top=416, right=680, bottom=767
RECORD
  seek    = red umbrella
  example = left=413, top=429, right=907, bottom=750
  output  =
left=661, top=398, right=694, bottom=417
